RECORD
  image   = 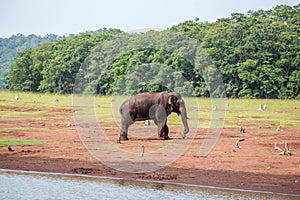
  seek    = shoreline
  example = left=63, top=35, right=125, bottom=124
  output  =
left=1, top=150, right=299, bottom=195
left=1, top=168, right=299, bottom=198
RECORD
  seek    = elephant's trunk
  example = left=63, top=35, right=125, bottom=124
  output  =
left=179, top=101, right=189, bottom=135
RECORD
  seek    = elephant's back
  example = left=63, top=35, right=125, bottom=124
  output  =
left=131, top=92, right=163, bottom=105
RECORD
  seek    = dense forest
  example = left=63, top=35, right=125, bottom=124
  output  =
left=0, top=28, right=106, bottom=89
left=6, top=4, right=300, bottom=98
left=0, top=34, right=58, bottom=89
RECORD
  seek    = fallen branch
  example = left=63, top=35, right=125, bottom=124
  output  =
left=274, top=141, right=292, bottom=156
left=235, top=138, right=245, bottom=148
left=141, top=144, right=145, bottom=157
left=274, top=143, right=282, bottom=151
left=240, top=126, right=245, bottom=133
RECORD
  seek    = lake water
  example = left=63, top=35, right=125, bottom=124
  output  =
left=0, top=170, right=296, bottom=200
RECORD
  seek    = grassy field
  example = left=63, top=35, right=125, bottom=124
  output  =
left=0, top=91, right=71, bottom=120
left=0, top=91, right=72, bottom=146
left=1, top=91, right=299, bottom=146
left=0, top=138, right=43, bottom=146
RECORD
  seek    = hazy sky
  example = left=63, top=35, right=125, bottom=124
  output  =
left=0, top=0, right=298, bottom=37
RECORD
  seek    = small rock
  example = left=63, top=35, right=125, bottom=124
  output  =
left=240, top=126, right=245, bottom=133
left=8, top=146, right=14, bottom=152
left=276, top=126, right=281, bottom=132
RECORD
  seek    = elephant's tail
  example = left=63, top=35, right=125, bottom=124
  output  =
left=120, top=99, right=129, bottom=114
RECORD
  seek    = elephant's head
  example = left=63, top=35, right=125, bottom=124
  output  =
left=167, top=92, right=189, bottom=135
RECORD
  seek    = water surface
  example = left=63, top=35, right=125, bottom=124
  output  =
left=0, top=170, right=296, bottom=200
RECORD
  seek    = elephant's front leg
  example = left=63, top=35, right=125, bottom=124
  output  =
left=154, top=107, right=169, bottom=140
left=158, top=122, right=170, bottom=140
left=162, top=124, right=170, bottom=139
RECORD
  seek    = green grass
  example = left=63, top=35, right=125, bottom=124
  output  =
left=0, top=91, right=299, bottom=132
left=0, top=127, right=53, bottom=132
left=224, top=99, right=300, bottom=129
left=0, top=91, right=72, bottom=122
left=0, top=91, right=72, bottom=109
left=0, top=110, right=34, bottom=121
left=0, top=138, right=44, bottom=146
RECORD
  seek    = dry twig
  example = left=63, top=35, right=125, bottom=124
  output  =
left=274, top=141, right=292, bottom=156
left=240, top=126, right=245, bottom=133
left=235, top=138, right=245, bottom=148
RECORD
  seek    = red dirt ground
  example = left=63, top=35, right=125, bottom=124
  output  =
left=0, top=106, right=299, bottom=195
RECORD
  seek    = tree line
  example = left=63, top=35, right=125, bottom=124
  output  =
left=0, top=28, right=107, bottom=90
left=0, top=34, right=58, bottom=89
left=7, top=4, right=300, bottom=98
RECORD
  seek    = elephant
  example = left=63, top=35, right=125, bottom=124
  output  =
left=118, top=92, right=189, bottom=142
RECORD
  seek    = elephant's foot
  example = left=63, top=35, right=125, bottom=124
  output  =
left=163, top=135, right=170, bottom=140
left=159, top=134, right=170, bottom=140
left=119, top=133, right=129, bottom=141
left=158, top=125, right=169, bottom=139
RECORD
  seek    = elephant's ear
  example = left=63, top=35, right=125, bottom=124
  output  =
left=168, top=95, right=177, bottom=105
left=167, top=95, right=177, bottom=114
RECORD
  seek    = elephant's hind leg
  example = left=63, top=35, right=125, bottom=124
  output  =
left=119, top=106, right=137, bottom=142
left=119, top=112, right=136, bottom=141
left=119, top=119, right=130, bottom=141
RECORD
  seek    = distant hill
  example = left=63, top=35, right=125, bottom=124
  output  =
left=0, top=28, right=107, bottom=89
